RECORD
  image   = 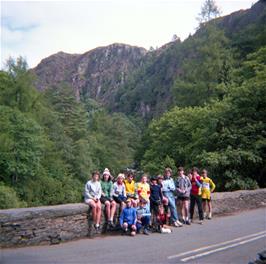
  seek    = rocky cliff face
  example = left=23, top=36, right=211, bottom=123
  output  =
left=33, top=44, right=147, bottom=102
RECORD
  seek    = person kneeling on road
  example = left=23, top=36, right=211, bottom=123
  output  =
left=120, top=199, right=137, bottom=236
left=136, top=199, right=151, bottom=235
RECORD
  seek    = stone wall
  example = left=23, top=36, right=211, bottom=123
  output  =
left=1, top=189, right=266, bottom=248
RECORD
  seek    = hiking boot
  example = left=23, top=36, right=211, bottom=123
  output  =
left=143, top=228, right=149, bottom=235
left=185, top=220, right=191, bottom=225
left=173, top=220, right=183, bottom=227
left=176, top=220, right=183, bottom=227
left=94, top=224, right=101, bottom=233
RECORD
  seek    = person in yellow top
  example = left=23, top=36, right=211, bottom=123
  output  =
left=124, top=171, right=139, bottom=207
left=201, top=169, right=216, bottom=220
left=136, top=174, right=150, bottom=209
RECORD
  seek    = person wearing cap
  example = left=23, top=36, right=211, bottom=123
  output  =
left=162, top=168, right=183, bottom=227
left=136, top=199, right=151, bottom=235
left=113, top=173, right=127, bottom=211
left=84, top=171, right=102, bottom=232
left=100, top=168, right=116, bottom=227
left=176, top=167, right=191, bottom=225
left=119, top=199, right=137, bottom=236
left=124, top=171, right=139, bottom=207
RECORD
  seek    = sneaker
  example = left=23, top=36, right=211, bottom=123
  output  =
left=143, top=228, right=149, bottom=235
left=199, top=220, right=203, bottom=225
left=185, top=220, right=191, bottom=225
left=175, top=220, right=183, bottom=227
left=203, top=213, right=207, bottom=219
left=208, top=213, right=212, bottom=220
left=94, top=224, right=101, bottom=233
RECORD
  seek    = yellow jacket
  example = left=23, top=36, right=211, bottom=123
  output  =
left=201, top=176, right=215, bottom=199
left=136, top=182, right=150, bottom=201
left=124, top=179, right=136, bottom=197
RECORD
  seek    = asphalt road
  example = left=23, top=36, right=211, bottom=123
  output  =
left=1, top=208, right=266, bottom=264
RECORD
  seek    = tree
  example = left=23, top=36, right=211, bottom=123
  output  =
left=197, top=0, right=221, bottom=24
left=172, top=25, right=233, bottom=107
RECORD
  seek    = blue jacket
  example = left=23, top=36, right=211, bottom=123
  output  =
left=119, top=207, right=137, bottom=226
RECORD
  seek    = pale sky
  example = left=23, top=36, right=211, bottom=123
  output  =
left=1, top=0, right=255, bottom=68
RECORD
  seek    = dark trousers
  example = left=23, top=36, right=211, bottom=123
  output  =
left=190, top=194, right=203, bottom=221
left=136, top=216, right=150, bottom=231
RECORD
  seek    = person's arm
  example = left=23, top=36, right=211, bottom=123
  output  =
left=195, top=176, right=202, bottom=188
left=113, top=183, right=118, bottom=197
left=85, top=182, right=94, bottom=199
left=210, top=179, right=216, bottom=192
left=176, top=178, right=183, bottom=193
left=169, top=179, right=176, bottom=191
left=187, top=177, right=192, bottom=192
left=95, top=182, right=102, bottom=200
left=109, top=183, right=114, bottom=201
left=159, top=187, right=163, bottom=200
left=134, top=182, right=139, bottom=199
left=147, top=185, right=150, bottom=198
left=122, top=184, right=126, bottom=197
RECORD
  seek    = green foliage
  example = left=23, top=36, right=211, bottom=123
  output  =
left=0, top=58, right=140, bottom=209
left=0, top=183, right=26, bottom=209
left=140, top=47, right=266, bottom=190
left=197, top=0, right=221, bottom=24
left=172, top=24, right=233, bottom=107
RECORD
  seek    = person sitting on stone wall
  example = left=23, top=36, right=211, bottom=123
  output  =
left=84, top=171, right=102, bottom=233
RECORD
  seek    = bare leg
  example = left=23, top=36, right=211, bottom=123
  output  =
left=202, top=200, right=207, bottom=218
left=88, top=200, right=97, bottom=224
left=96, top=201, right=102, bottom=225
left=184, top=200, right=189, bottom=219
left=110, top=201, right=116, bottom=222
left=208, top=200, right=212, bottom=218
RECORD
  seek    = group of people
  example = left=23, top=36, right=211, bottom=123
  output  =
left=84, top=167, right=216, bottom=236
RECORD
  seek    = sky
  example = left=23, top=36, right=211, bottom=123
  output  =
left=1, top=0, right=255, bottom=68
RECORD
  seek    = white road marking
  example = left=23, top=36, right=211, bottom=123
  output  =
left=168, top=230, right=266, bottom=259
left=181, top=234, right=266, bottom=262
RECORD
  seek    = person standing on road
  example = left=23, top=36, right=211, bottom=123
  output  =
left=100, top=168, right=116, bottom=228
left=84, top=171, right=102, bottom=232
left=189, top=167, right=204, bottom=224
left=176, top=167, right=191, bottom=225
left=201, top=169, right=216, bottom=220
left=162, top=168, right=183, bottom=227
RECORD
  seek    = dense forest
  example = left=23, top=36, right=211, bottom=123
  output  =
left=0, top=0, right=265, bottom=208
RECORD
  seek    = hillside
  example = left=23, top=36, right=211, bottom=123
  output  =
left=33, top=44, right=147, bottom=102
left=33, top=0, right=266, bottom=119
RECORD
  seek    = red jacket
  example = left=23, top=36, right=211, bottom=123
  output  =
left=191, top=175, right=202, bottom=196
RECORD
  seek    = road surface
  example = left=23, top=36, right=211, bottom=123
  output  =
left=1, top=208, right=266, bottom=264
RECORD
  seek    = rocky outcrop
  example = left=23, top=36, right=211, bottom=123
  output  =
left=33, top=43, right=147, bottom=102
left=1, top=189, right=265, bottom=248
